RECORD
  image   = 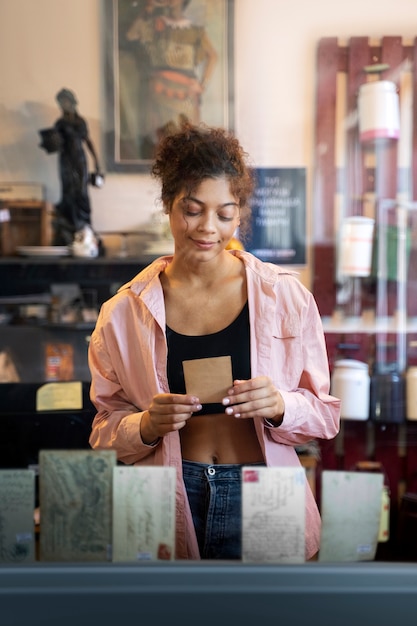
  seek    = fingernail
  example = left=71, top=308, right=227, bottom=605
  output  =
left=234, top=413, right=241, bottom=418
left=225, top=407, right=233, bottom=415
left=222, top=397, right=230, bottom=406
left=195, top=404, right=202, bottom=411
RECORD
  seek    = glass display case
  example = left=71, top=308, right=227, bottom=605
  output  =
left=0, top=256, right=155, bottom=383
left=0, top=256, right=155, bottom=471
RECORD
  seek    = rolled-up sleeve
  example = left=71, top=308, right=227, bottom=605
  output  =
left=258, top=281, right=340, bottom=446
left=88, top=314, right=160, bottom=465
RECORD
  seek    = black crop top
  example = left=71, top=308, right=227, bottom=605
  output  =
left=166, top=302, right=251, bottom=415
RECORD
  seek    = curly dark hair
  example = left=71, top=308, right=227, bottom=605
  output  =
left=151, top=122, right=255, bottom=240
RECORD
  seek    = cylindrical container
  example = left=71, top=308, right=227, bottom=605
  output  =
left=371, top=223, right=412, bottom=282
left=339, top=216, right=375, bottom=277
left=370, top=368, right=406, bottom=424
left=358, top=80, right=400, bottom=143
left=406, top=366, right=417, bottom=421
left=331, top=359, right=370, bottom=420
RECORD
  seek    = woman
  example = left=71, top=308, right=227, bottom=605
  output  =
left=88, top=123, right=340, bottom=560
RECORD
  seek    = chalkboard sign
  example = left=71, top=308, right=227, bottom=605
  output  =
left=246, top=168, right=306, bottom=265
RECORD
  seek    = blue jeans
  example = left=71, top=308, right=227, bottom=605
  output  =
left=182, top=459, right=265, bottom=560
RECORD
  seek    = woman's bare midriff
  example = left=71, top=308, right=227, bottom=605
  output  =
left=180, top=412, right=264, bottom=465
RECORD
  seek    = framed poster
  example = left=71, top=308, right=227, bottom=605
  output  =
left=246, top=168, right=307, bottom=265
left=104, top=0, right=234, bottom=172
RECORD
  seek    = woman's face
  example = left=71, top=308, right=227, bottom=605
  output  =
left=168, top=176, right=240, bottom=262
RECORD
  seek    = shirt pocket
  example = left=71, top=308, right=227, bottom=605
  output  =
left=270, top=317, right=303, bottom=390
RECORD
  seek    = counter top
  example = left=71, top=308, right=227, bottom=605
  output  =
left=1, top=561, right=417, bottom=626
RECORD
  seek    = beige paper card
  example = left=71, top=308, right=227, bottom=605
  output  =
left=183, top=356, right=233, bottom=403
left=319, top=470, right=384, bottom=562
left=112, top=466, right=176, bottom=562
left=242, top=466, right=306, bottom=563
left=0, top=469, right=35, bottom=563
left=39, top=449, right=116, bottom=562
left=36, top=381, right=82, bottom=411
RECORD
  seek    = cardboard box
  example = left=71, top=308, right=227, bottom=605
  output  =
left=0, top=183, right=44, bottom=201
left=0, top=200, right=52, bottom=255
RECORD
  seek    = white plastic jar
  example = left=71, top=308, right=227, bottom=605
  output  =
left=358, top=80, right=400, bottom=143
left=339, top=216, right=375, bottom=277
left=331, top=359, right=370, bottom=421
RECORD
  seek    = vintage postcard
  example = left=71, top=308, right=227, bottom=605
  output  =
left=112, top=466, right=176, bottom=562
left=39, top=449, right=116, bottom=561
left=319, top=470, right=384, bottom=562
left=0, top=469, right=35, bottom=563
left=242, top=466, right=306, bottom=563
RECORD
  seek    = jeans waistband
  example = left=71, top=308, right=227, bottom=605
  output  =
left=182, top=459, right=265, bottom=480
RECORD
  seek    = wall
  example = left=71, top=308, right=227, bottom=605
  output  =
left=1, top=0, right=417, bottom=286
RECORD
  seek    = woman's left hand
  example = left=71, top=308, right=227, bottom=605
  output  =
left=222, top=377, right=284, bottom=424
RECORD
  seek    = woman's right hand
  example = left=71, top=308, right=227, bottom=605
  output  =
left=140, top=393, right=202, bottom=444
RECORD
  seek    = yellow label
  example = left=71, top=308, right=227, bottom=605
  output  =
left=36, top=381, right=82, bottom=411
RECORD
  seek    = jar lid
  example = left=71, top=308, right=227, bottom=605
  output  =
left=333, top=359, right=368, bottom=370
left=359, top=80, right=397, bottom=94
left=342, top=216, right=374, bottom=225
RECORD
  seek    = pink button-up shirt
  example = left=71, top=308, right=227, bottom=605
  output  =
left=88, top=251, right=340, bottom=559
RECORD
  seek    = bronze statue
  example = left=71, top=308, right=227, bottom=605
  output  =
left=39, top=88, right=104, bottom=249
